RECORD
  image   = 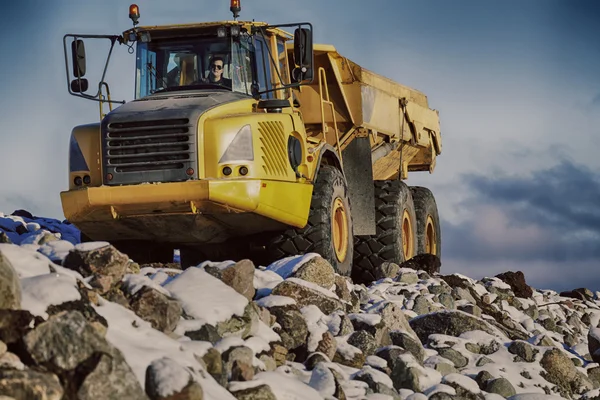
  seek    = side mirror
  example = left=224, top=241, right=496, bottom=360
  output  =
left=70, top=78, right=89, bottom=93
left=71, top=39, right=87, bottom=78
left=292, top=27, right=313, bottom=82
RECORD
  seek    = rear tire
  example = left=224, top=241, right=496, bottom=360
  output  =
left=266, top=165, right=354, bottom=276
left=352, top=180, right=417, bottom=284
left=410, top=186, right=442, bottom=257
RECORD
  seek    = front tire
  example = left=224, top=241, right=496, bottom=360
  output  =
left=352, top=180, right=417, bottom=284
left=266, top=165, right=354, bottom=275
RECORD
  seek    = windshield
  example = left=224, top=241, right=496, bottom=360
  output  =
left=135, top=33, right=256, bottom=98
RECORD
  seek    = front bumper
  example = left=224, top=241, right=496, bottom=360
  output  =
left=60, top=179, right=312, bottom=243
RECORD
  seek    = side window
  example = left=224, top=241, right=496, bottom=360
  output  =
left=277, top=39, right=291, bottom=98
left=254, top=38, right=273, bottom=99
left=137, top=47, right=157, bottom=98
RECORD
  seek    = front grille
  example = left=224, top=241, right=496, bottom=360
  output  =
left=103, top=118, right=196, bottom=184
left=258, top=121, right=288, bottom=177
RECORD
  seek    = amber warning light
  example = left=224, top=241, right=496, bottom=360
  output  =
left=230, top=0, right=241, bottom=20
left=129, top=4, right=140, bottom=26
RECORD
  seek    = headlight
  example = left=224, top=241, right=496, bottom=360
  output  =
left=287, top=135, right=302, bottom=172
left=219, top=124, right=254, bottom=163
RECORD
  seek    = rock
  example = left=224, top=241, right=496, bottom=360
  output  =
left=540, top=348, right=594, bottom=396
left=476, top=356, right=493, bottom=367
left=63, top=244, right=129, bottom=292
left=145, top=357, right=202, bottom=400
left=267, top=304, right=307, bottom=350
left=0, top=309, right=37, bottom=344
left=442, top=374, right=481, bottom=399
left=315, top=331, right=337, bottom=361
left=452, top=287, right=478, bottom=305
left=353, top=366, right=398, bottom=397
left=347, top=330, right=377, bottom=357
left=23, top=311, right=146, bottom=399
left=216, top=302, right=260, bottom=339
left=495, top=271, right=533, bottom=298
left=46, top=297, right=108, bottom=334
left=0, top=351, right=25, bottom=370
left=390, top=330, right=425, bottom=363
left=438, top=348, right=468, bottom=368
left=377, top=347, right=437, bottom=392
left=412, top=295, right=431, bottom=315
left=589, top=329, right=600, bottom=364
left=0, top=232, right=11, bottom=244
left=475, top=370, right=494, bottom=390
left=399, top=254, right=441, bottom=275
left=438, top=293, right=455, bottom=310
left=268, top=344, right=288, bottom=367
left=0, top=341, right=5, bottom=357
left=409, top=310, right=500, bottom=345
left=0, top=250, right=21, bottom=310
left=205, top=259, right=256, bottom=301
left=588, top=366, right=600, bottom=389
left=333, top=342, right=365, bottom=368
left=486, top=377, right=516, bottom=397
left=230, top=384, right=276, bottom=400
left=374, top=262, right=400, bottom=280
left=305, top=352, right=330, bottom=371
left=457, top=304, right=482, bottom=318
left=379, top=302, right=420, bottom=343
left=271, top=279, right=343, bottom=315
left=0, top=369, right=63, bottom=400
left=222, top=346, right=254, bottom=381
left=334, top=275, right=352, bottom=304
left=440, top=275, right=471, bottom=290
left=186, top=324, right=222, bottom=344
left=129, top=287, right=182, bottom=334
left=508, top=340, right=538, bottom=362
left=561, top=288, right=595, bottom=301
left=397, top=270, right=419, bottom=284
left=292, top=256, right=336, bottom=290
left=203, top=348, right=226, bottom=387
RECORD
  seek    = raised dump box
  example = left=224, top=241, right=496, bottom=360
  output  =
left=289, top=44, right=442, bottom=179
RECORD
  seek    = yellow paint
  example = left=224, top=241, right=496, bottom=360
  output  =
left=70, top=123, right=102, bottom=190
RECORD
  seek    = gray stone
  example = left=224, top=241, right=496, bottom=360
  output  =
left=216, top=302, right=260, bottom=339
left=271, top=279, right=343, bottom=315
left=0, top=311, right=35, bottom=346
left=376, top=347, right=426, bottom=392
left=0, top=369, right=63, bottom=400
left=540, top=348, right=594, bottom=397
left=334, top=275, right=352, bottom=304
left=130, top=287, right=182, bottom=334
left=0, top=340, right=6, bottom=357
left=205, top=259, right=256, bottom=301
left=203, top=348, right=226, bottom=387
left=412, top=296, right=431, bottom=315
left=352, top=366, right=398, bottom=397
left=438, top=293, right=455, bottom=310
left=438, top=348, right=468, bottom=368
left=291, top=256, right=336, bottom=290
left=409, top=310, right=500, bottom=345
left=62, top=244, right=130, bottom=292
left=230, top=384, right=276, bottom=400
left=145, top=357, right=201, bottom=400
left=185, top=324, right=222, bottom=344
left=433, top=362, right=458, bottom=376
left=0, top=250, right=21, bottom=310
left=458, top=304, right=482, bottom=318
left=476, top=356, right=494, bottom=367
left=389, top=330, right=425, bottom=363
left=304, top=352, right=330, bottom=371
left=508, top=340, right=538, bottom=363
left=333, top=344, right=365, bottom=369
left=485, top=377, right=516, bottom=397
left=222, top=346, right=254, bottom=382
left=475, top=370, right=494, bottom=390
left=397, top=271, right=419, bottom=284
left=347, top=330, right=377, bottom=357
left=374, top=262, right=400, bottom=280
left=267, top=304, right=308, bottom=350
left=452, top=287, right=477, bottom=304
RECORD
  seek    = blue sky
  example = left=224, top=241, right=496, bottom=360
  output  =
left=1, top=1, right=599, bottom=291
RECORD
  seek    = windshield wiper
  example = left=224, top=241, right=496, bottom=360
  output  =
left=154, top=83, right=231, bottom=94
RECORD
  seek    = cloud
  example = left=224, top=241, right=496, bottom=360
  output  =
left=593, top=93, right=600, bottom=106
left=440, top=160, right=600, bottom=290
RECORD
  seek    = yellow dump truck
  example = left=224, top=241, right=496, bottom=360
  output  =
left=61, top=3, right=442, bottom=283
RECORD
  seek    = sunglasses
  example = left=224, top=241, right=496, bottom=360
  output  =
left=211, top=64, right=223, bottom=70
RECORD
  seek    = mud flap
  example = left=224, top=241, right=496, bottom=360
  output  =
left=341, top=136, right=376, bottom=235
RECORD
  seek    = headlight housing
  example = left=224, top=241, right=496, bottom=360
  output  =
left=219, top=124, right=254, bottom=163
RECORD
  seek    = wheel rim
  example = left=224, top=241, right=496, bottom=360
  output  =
left=425, top=215, right=437, bottom=255
left=402, top=209, right=414, bottom=259
left=332, top=197, right=349, bottom=262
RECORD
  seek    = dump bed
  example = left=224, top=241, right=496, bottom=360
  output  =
left=289, top=45, right=442, bottom=156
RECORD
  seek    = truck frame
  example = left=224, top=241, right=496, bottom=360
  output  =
left=61, top=3, right=442, bottom=283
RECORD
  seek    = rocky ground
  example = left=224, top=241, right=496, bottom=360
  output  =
left=2, top=212, right=600, bottom=400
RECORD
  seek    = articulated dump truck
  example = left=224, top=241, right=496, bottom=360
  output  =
left=61, top=2, right=442, bottom=284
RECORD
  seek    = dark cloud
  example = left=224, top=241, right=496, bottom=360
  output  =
left=442, top=160, right=600, bottom=263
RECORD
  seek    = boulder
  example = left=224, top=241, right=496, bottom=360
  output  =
left=0, top=249, right=21, bottom=310
left=63, top=244, right=130, bottom=293
left=129, top=287, right=182, bottom=334
left=399, top=254, right=441, bottom=275
left=271, top=278, right=343, bottom=315
left=409, top=310, right=501, bottom=345
left=291, top=256, right=336, bottom=290
left=495, top=271, right=533, bottom=298
left=205, top=259, right=256, bottom=301
left=0, top=369, right=63, bottom=400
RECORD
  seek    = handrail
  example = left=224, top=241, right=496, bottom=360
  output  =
left=317, top=67, right=343, bottom=167
left=99, top=82, right=114, bottom=120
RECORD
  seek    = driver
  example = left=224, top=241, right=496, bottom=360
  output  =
left=204, top=56, right=232, bottom=88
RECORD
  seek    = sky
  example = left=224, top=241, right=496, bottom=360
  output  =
left=0, top=1, right=599, bottom=292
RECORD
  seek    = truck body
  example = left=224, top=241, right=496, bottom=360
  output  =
left=61, top=4, right=442, bottom=279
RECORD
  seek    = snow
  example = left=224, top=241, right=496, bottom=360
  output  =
left=301, top=305, right=330, bottom=352
left=348, top=312, right=382, bottom=326
left=265, top=253, right=319, bottom=279
left=353, top=366, right=394, bottom=389
left=442, top=373, right=480, bottom=394
left=253, top=268, right=284, bottom=298
left=164, top=267, right=248, bottom=325
left=94, top=300, right=236, bottom=399
left=122, top=273, right=171, bottom=297
left=365, top=355, right=388, bottom=369
left=147, top=357, right=192, bottom=398
left=254, top=371, right=325, bottom=400
left=255, top=294, right=296, bottom=308
left=20, top=273, right=81, bottom=318
left=308, top=363, right=336, bottom=397
left=287, top=277, right=340, bottom=299
left=0, top=243, right=52, bottom=277
left=37, top=240, right=75, bottom=263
